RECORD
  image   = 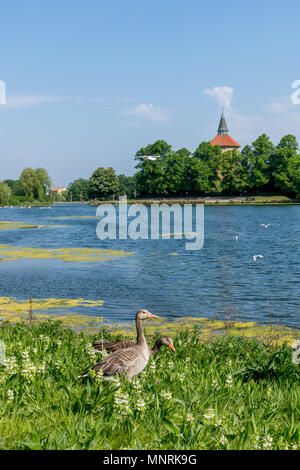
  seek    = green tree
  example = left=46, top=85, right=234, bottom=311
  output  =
left=245, top=134, right=274, bottom=192
left=218, top=150, right=249, bottom=194
left=135, top=140, right=172, bottom=159
left=19, top=168, right=38, bottom=199
left=19, top=168, right=51, bottom=200
left=185, top=157, right=214, bottom=195
left=135, top=158, right=166, bottom=197
left=163, top=149, right=191, bottom=196
left=0, top=182, right=12, bottom=205
left=270, top=135, right=299, bottom=195
left=35, top=168, right=52, bottom=199
left=287, top=154, right=300, bottom=198
left=117, top=175, right=136, bottom=198
left=193, top=141, right=222, bottom=162
left=67, top=179, right=91, bottom=201
left=89, top=167, right=119, bottom=200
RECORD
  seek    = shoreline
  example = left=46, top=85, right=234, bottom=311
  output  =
left=88, top=197, right=300, bottom=206
left=1, top=311, right=299, bottom=346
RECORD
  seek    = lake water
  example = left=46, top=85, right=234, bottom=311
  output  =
left=0, top=203, right=299, bottom=328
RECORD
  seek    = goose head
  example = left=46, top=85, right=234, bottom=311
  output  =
left=136, top=309, right=159, bottom=320
left=155, top=335, right=176, bottom=351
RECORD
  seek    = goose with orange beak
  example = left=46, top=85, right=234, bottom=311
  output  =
left=93, top=334, right=175, bottom=356
left=79, top=309, right=161, bottom=381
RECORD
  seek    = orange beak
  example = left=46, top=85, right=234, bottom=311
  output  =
left=168, top=343, right=176, bottom=352
left=148, top=312, right=159, bottom=318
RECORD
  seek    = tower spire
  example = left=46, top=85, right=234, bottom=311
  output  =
left=217, top=110, right=228, bottom=135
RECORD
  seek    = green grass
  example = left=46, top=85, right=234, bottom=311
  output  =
left=0, top=320, right=299, bottom=450
left=254, top=195, right=291, bottom=202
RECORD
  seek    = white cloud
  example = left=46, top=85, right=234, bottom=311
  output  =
left=124, top=103, right=169, bottom=121
left=203, top=86, right=234, bottom=111
left=0, top=95, right=69, bottom=110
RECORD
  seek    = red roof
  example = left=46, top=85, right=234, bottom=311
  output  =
left=210, top=134, right=240, bottom=148
left=51, top=187, right=67, bottom=192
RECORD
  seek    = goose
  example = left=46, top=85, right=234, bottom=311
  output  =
left=79, top=309, right=160, bottom=381
left=93, top=335, right=176, bottom=357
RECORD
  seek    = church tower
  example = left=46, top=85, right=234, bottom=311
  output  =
left=210, top=112, right=240, bottom=152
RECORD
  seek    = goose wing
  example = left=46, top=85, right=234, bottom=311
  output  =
left=93, top=339, right=136, bottom=353
left=91, top=347, right=140, bottom=377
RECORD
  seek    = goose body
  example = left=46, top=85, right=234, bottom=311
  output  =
left=79, top=309, right=159, bottom=381
left=93, top=335, right=175, bottom=357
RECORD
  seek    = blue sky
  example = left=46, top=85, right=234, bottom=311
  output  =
left=0, top=0, right=300, bottom=186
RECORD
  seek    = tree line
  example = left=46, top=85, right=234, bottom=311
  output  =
left=1, top=133, right=300, bottom=205
left=134, top=135, right=300, bottom=198
left=0, top=168, right=52, bottom=205
left=67, top=133, right=300, bottom=201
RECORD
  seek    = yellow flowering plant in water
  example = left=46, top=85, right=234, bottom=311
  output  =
left=0, top=243, right=134, bottom=263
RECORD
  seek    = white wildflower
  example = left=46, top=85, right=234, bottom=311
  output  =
left=22, top=350, right=30, bottom=359
left=203, top=408, right=215, bottom=422
left=262, top=435, right=273, bottom=450
left=87, top=345, right=97, bottom=361
left=21, top=357, right=37, bottom=380
left=95, top=369, right=104, bottom=381
left=7, top=389, right=14, bottom=401
left=110, top=377, right=121, bottom=387
left=160, top=391, right=172, bottom=401
left=3, top=356, right=18, bottom=374
left=114, top=389, right=132, bottom=416
left=136, top=399, right=146, bottom=412
left=132, top=378, right=142, bottom=393
left=225, top=374, right=233, bottom=387
left=186, top=413, right=194, bottom=423
left=220, top=434, right=228, bottom=445
left=37, top=362, right=46, bottom=373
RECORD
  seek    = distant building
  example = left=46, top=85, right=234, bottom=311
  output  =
left=210, top=112, right=240, bottom=152
left=50, top=187, right=67, bottom=196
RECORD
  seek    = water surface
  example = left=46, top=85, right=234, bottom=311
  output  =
left=0, top=203, right=299, bottom=328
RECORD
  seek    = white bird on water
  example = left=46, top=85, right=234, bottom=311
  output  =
left=235, top=235, right=239, bottom=241
left=260, top=223, right=271, bottom=228
left=253, top=255, right=264, bottom=261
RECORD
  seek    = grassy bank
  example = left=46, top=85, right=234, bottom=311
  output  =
left=89, top=195, right=300, bottom=206
left=0, top=320, right=299, bottom=450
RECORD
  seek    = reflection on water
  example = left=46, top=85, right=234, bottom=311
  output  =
left=0, top=203, right=299, bottom=328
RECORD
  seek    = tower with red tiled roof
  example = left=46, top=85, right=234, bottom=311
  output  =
left=210, top=112, right=240, bottom=152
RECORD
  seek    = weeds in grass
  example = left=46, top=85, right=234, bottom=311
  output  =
left=0, top=321, right=299, bottom=450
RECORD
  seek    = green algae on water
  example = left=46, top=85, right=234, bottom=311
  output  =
left=0, top=297, right=105, bottom=327
left=0, top=243, right=135, bottom=263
